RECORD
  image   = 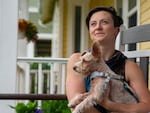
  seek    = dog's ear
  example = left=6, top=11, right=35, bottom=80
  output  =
left=91, top=41, right=101, bottom=58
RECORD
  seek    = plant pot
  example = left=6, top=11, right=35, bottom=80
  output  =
left=18, top=31, right=25, bottom=39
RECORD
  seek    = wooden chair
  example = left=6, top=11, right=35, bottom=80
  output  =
left=118, top=24, right=150, bottom=86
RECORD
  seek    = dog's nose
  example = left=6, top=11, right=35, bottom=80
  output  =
left=73, top=66, right=76, bottom=70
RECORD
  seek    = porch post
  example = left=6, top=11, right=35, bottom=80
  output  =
left=0, top=0, right=18, bottom=112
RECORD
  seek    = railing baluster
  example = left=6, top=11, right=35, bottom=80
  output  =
left=50, top=63, right=55, bottom=94
left=61, top=63, right=66, bottom=94
left=38, top=63, right=43, bottom=106
left=38, top=63, right=43, bottom=94
left=25, top=63, right=30, bottom=94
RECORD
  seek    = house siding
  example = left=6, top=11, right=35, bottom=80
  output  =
left=140, top=0, right=150, bottom=49
left=140, top=0, right=150, bottom=88
left=140, top=0, right=150, bottom=24
left=140, top=0, right=150, bottom=50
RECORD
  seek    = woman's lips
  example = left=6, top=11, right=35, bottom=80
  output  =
left=95, top=32, right=105, bottom=37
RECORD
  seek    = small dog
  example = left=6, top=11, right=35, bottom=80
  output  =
left=68, top=41, right=138, bottom=113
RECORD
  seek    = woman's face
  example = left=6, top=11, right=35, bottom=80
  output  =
left=89, top=11, right=119, bottom=44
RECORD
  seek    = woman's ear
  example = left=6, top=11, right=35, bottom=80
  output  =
left=114, top=27, right=120, bottom=37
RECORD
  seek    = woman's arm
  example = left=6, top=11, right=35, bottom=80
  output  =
left=101, top=60, right=150, bottom=113
left=66, top=53, right=86, bottom=99
left=66, top=53, right=101, bottom=113
left=66, top=53, right=86, bottom=107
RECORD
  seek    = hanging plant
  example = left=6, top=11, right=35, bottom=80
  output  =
left=18, top=19, right=38, bottom=42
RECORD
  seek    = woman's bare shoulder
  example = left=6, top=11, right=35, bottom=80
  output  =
left=125, top=60, right=150, bottom=102
left=125, top=59, right=143, bottom=75
left=125, top=59, right=148, bottom=89
left=125, top=60, right=144, bottom=81
left=68, top=53, right=81, bottom=64
left=69, top=53, right=81, bottom=59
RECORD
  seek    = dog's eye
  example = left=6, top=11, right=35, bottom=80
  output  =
left=81, top=51, right=87, bottom=56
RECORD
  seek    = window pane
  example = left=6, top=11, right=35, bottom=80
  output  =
left=74, top=6, right=81, bottom=52
left=35, top=40, right=52, bottom=57
left=28, top=0, right=39, bottom=8
left=116, top=0, right=123, bottom=17
left=128, top=0, right=136, bottom=11
left=128, top=12, right=137, bottom=27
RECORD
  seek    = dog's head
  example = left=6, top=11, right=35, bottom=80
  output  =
left=73, top=41, right=103, bottom=76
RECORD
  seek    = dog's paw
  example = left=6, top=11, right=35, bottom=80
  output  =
left=68, top=93, right=89, bottom=108
left=72, top=106, right=84, bottom=113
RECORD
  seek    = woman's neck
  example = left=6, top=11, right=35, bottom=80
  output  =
left=100, top=46, right=115, bottom=61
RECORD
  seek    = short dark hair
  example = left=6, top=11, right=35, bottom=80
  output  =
left=86, top=6, right=123, bottom=29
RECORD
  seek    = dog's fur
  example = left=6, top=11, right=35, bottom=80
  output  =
left=68, top=41, right=138, bottom=113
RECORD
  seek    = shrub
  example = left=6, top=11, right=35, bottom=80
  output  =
left=10, top=100, right=71, bottom=113
left=42, top=100, right=71, bottom=113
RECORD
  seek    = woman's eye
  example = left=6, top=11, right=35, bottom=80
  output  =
left=89, top=20, right=110, bottom=28
left=101, top=20, right=109, bottom=25
left=90, top=22, right=96, bottom=27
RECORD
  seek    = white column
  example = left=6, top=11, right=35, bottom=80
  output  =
left=0, top=0, right=18, bottom=112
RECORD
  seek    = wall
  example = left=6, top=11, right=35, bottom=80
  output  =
left=140, top=0, right=150, bottom=24
left=140, top=0, right=150, bottom=50
left=140, top=0, right=150, bottom=88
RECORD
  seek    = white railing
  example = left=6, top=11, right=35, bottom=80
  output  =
left=17, top=57, right=68, bottom=95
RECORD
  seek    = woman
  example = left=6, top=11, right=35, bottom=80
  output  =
left=66, top=6, right=150, bottom=113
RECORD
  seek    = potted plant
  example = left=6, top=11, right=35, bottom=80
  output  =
left=18, top=19, right=38, bottom=42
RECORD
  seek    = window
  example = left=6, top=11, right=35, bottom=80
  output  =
left=74, top=6, right=81, bottom=52
left=128, top=0, right=136, bottom=11
left=35, top=40, right=52, bottom=57
left=116, top=0, right=139, bottom=61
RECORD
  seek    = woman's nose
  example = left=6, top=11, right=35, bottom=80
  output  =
left=96, top=23, right=102, bottom=29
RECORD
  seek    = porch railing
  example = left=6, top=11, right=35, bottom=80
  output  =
left=17, top=57, right=68, bottom=95
left=0, top=57, right=69, bottom=113
left=6, top=56, right=69, bottom=103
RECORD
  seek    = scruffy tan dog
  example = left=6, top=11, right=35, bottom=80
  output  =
left=68, top=41, right=138, bottom=113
